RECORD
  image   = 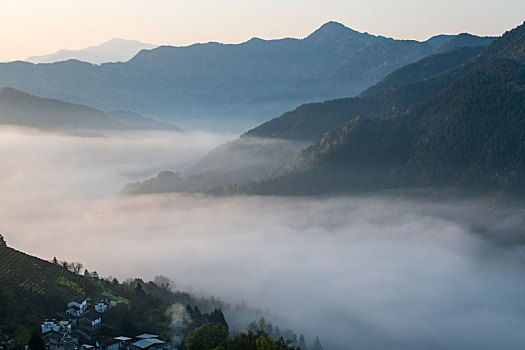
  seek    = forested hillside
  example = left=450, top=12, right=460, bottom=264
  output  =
left=232, top=22, right=525, bottom=197
left=0, top=238, right=220, bottom=344
left=0, top=237, right=313, bottom=349
left=124, top=27, right=500, bottom=195
left=245, top=45, right=486, bottom=141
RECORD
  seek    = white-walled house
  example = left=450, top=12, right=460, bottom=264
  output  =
left=80, top=310, right=101, bottom=332
left=41, top=320, right=60, bottom=334
left=66, top=296, right=87, bottom=317
left=94, top=297, right=111, bottom=313
left=42, top=332, right=78, bottom=350
left=41, top=320, right=71, bottom=334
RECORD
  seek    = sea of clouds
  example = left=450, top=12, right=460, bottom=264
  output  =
left=1, top=126, right=525, bottom=349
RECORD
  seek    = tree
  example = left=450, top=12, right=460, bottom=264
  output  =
left=71, top=262, right=84, bottom=274
left=228, top=331, right=293, bottom=350
left=154, top=275, right=172, bottom=290
left=311, top=337, right=323, bottom=350
left=228, top=331, right=258, bottom=350
left=183, top=323, right=229, bottom=350
left=247, top=321, right=258, bottom=333
left=298, top=335, right=307, bottom=350
left=258, top=317, right=268, bottom=333
left=256, top=335, right=278, bottom=350
left=0, top=234, right=6, bottom=247
left=13, top=325, right=30, bottom=348
left=273, top=326, right=281, bottom=340
left=28, top=331, right=45, bottom=350
left=134, top=283, right=144, bottom=295
left=52, top=257, right=58, bottom=265
left=209, top=308, right=229, bottom=330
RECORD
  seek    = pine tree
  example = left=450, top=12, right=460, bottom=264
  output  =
left=210, top=308, right=229, bottom=330
left=273, top=326, right=281, bottom=339
left=312, top=336, right=323, bottom=350
left=298, top=334, right=308, bottom=350
left=258, top=317, right=267, bottom=333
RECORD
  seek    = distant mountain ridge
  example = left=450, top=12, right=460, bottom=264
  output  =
left=124, top=21, right=523, bottom=197
left=0, top=22, right=495, bottom=132
left=26, top=38, right=157, bottom=64
left=0, top=87, right=178, bottom=133
left=229, top=21, right=525, bottom=197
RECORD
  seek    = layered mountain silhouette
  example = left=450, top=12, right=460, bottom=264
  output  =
left=0, top=87, right=178, bottom=133
left=26, top=38, right=157, bottom=64
left=125, top=21, right=524, bottom=197
left=0, top=22, right=494, bottom=132
left=233, top=22, right=525, bottom=196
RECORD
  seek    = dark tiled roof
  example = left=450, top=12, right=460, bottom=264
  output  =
left=81, top=310, right=101, bottom=321
left=136, top=334, right=159, bottom=339
left=132, top=339, right=165, bottom=349
left=71, top=296, right=86, bottom=304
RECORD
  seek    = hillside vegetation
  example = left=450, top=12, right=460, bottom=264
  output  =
left=222, top=21, right=525, bottom=197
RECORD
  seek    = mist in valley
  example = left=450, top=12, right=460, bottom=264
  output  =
left=2, top=126, right=525, bottom=349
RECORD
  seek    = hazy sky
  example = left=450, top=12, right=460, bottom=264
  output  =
left=0, top=0, right=524, bottom=62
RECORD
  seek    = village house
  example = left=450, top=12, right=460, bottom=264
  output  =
left=114, top=336, right=132, bottom=350
left=66, top=297, right=88, bottom=317
left=135, top=335, right=159, bottom=340
left=130, top=339, right=165, bottom=350
left=79, top=345, right=95, bottom=350
left=41, top=319, right=72, bottom=335
left=98, top=337, right=120, bottom=350
left=79, top=310, right=101, bottom=332
left=94, top=297, right=111, bottom=313
left=131, top=335, right=165, bottom=350
left=42, top=331, right=78, bottom=350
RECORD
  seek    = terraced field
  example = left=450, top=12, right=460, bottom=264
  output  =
left=0, top=243, right=104, bottom=327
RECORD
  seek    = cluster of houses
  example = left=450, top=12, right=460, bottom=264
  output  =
left=40, top=297, right=166, bottom=350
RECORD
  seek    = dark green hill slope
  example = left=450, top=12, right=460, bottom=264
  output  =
left=362, top=46, right=485, bottom=96
left=245, top=45, right=485, bottom=142
left=241, top=58, right=525, bottom=196
left=0, top=238, right=230, bottom=343
left=225, top=22, right=525, bottom=197
left=437, top=33, right=495, bottom=53
left=0, top=243, right=104, bottom=326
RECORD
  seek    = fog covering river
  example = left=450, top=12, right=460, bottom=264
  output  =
left=1, top=126, right=525, bottom=349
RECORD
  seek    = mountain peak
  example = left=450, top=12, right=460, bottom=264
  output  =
left=26, top=39, right=157, bottom=65
left=319, top=21, right=350, bottom=31
left=481, top=21, right=525, bottom=62
left=306, top=21, right=361, bottom=41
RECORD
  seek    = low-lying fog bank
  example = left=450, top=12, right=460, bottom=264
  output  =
left=2, top=127, right=525, bottom=349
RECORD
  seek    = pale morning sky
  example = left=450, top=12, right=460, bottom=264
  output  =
left=0, top=0, right=524, bottom=62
